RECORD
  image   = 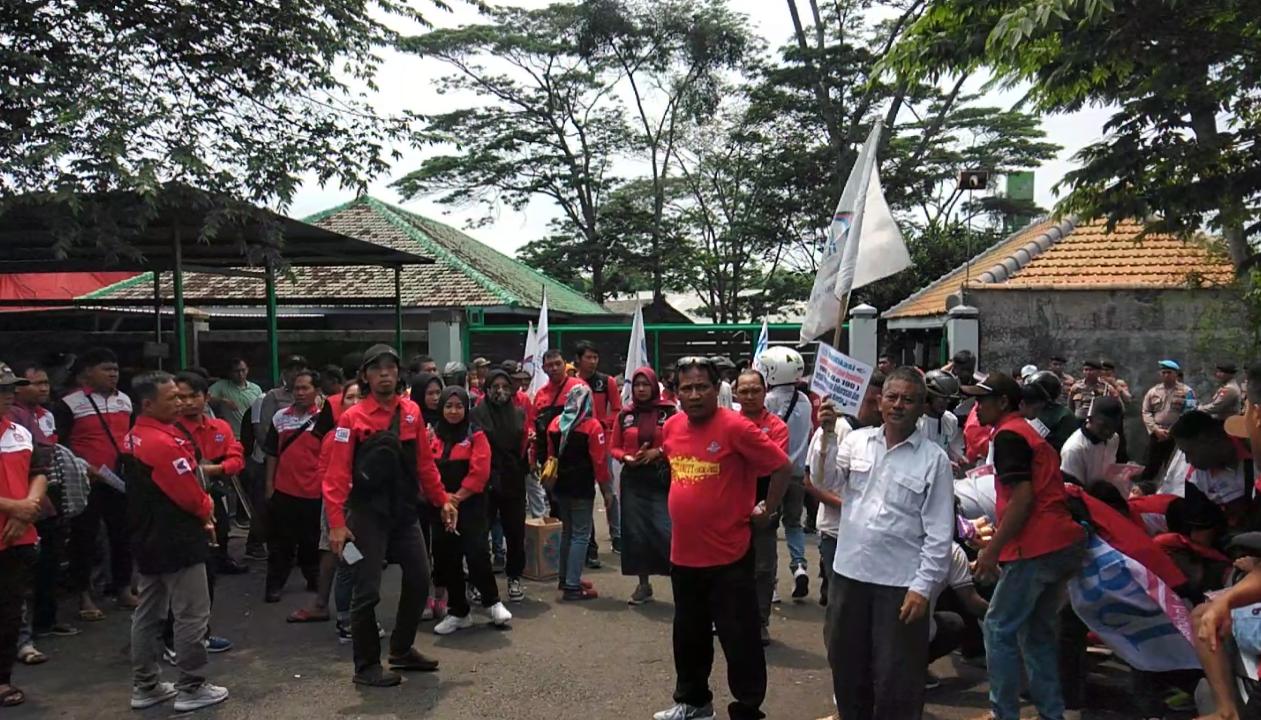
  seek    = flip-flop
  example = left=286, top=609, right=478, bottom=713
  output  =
left=77, top=608, right=105, bottom=622
left=17, top=646, right=48, bottom=665
left=287, top=608, right=330, bottom=623
left=352, top=668, right=401, bottom=687
left=0, top=686, right=25, bottom=707
left=387, top=648, right=439, bottom=672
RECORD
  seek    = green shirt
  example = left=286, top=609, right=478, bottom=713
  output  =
left=208, top=379, right=263, bottom=438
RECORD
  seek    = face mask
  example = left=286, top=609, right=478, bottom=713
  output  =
left=490, top=386, right=512, bottom=404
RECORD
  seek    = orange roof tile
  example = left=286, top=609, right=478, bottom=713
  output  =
left=883, top=218, right=1235, bottom=320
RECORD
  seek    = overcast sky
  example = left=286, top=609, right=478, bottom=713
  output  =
left=289, top=0, right=1115, bottom=255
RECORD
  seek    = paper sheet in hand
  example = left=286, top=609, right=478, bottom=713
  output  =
left=808, top=343, right=873, bottom=416
left=96, top=465, right=126, bottom=493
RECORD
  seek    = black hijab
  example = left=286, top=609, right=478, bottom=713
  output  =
left=410, top=372, right=443, bottom=428
left=471, top=369, right=525, bottom=457
left=434, top=385, right=472, bottom=447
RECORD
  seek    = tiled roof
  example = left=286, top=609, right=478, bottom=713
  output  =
left=84, top=197, right=611, bottom=316
left=883, top=218, right=1235, bottom=320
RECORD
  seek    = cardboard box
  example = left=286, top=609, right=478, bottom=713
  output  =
left=523, top=517, right=563, bottom=581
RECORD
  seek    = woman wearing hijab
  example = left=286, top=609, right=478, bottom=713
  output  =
left=430, top=386, right=512, bottom=634
left=610, top=367, right=676, bottom=605
left=545, top=383, right=611, bottom=601
left=409, top=372, right=447, bottom=619
left=471, top=370, right=530, bottom=603
left=410, top=373, right=444, bottom=429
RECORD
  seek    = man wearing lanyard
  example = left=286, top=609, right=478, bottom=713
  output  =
left=262, top=369, right=323, bottom=604
left=826, top=368, right=955, bottom=720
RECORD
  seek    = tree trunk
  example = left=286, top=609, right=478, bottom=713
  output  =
left=1189, top=105, right=1249, bottom=272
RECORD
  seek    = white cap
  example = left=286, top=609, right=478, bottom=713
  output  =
left=1020, top=364, right=1039, bottom=381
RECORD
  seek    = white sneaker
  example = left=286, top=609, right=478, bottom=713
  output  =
left=487, top=602, right=512, bottom=626
left=653, top=703, right=715, bottom=720
left=173, top=683, right=229, bottom=712
left=771, top=588, right=782, bottom=604
left=433, top=613, right=473, bottom=635
left=130, top=681, right=177, bottom=709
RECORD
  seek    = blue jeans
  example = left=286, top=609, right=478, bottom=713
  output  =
left=555, top=495, right=594, bottom=590
left=526, top=472, right=550, bottom=518
left=782, top=475, right=806, bottom=570
left=984, top=542, right=1085, bottom=720
left=490, top=518, right=506, bottom=560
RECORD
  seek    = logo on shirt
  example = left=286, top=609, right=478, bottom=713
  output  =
left=172, top=457, right=193, bottom=475
left=597, top=432, right=605, bottom=445
left=669, top=456, right=720, bottom=486
left=334, top=427, right=351, bottom=443
left=707, top=441, right=721, bottom=454
left=405, top=414, right=416, bottom=424
left=214, top=433, right=225, bottom=443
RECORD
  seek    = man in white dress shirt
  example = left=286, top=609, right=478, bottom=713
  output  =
left=826, top=367, right=955, bottom=720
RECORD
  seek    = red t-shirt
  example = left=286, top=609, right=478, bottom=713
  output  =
left=662, top=408, right=790, bottom=568
left=176, top=415, right=245, bottom=476
left=264, top=405, right=323, bottom=499
left=0, top=419, right=40, bottom=550
left=741, top=408, right=790, bottom=454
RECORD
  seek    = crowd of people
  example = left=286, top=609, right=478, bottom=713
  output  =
left=2, top=340, right=1261, bottom=720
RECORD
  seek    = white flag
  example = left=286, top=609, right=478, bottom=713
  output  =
left=528, top=291, right=550, bottom=397
left=752, top=318, right=769, bottom=373
left=799, top=120, right=910, bottom=344
left=523, top=321, right=538, bottom=384
left=621, top=303, right=649, bottom=405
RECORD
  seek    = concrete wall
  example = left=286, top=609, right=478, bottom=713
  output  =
left=972, top=287, right=1248, bottom=456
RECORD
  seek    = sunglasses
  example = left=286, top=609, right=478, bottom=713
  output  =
left=676, top=356, right=716, bottom=370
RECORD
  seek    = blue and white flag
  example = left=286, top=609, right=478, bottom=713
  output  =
left=528, top=292, right=550, bottom=397
left=621, top=303, right=649, bottom=405
left=752, top=318, right=769, bottom=373
left=1067, top=532, right=1199, bottom=672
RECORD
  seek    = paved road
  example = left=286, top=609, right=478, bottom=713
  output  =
left=10, top=516, right=1146, bottom=719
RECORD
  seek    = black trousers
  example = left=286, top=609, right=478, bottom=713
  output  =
left=670, top=547, right=766, bottom=720
left=265, top=491, right=321, bottom=595
left=31, top=517, right=66, bottom=631
left=928, top=611, right=964, bottom=663
left=68, top=483, right=131, bottom=594
left=244, top=460, right=267, bottom=550
left=1143, top=434, right=1176, bottom=481
left=0, top=546, right=36, bottom=685
left=432, top=495, right=500, bottom=617
left=346, top=509, right=430, bottom=674
left=827, top=574, right=930, bottom=720
left=485, top=488, right=526, bottom=580
left=1059, top=605, right=1089, bottom=711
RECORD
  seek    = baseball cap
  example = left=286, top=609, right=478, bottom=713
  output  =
left=1082, top=359, right=1102, bottom=370
left=1019, top=364, right=1038, bottom=380
left=1158, top=359, right=1181, bottom=371
left=1100, top=359, right=1116, bottom=370
left=960, top=372, right=1023, bottom=407
left=1218, top=362, right=1238, bottom=374
left=0, top=362, right=31, bottom=388
left=361, top=344, right=401, bottom=369
left=471, top=357, right=491, bottom=368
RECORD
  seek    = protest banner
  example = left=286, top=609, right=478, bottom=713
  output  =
left=808, top=343, right=873, bottom=416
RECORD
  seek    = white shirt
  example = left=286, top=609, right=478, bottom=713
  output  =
left=929, top=544, right=974, bottom=639
left=832, top=426, right=956, bottom=597
left=766, top=386, right=813, bottom=475
left=808, top=417, right=857, bottom=537
left=917, top=412, right=963, bottom=462
left=1159, top=450, right=1247, bottom=504
left=1059, top=428, right=1119, bottom=486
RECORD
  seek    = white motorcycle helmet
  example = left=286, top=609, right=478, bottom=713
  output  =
left=758, top=346, right=805, bottom=387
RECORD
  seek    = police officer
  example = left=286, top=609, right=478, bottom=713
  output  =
left=1068, top=360, right=1117, bottom=420
left=1141, top=359, right=1191, bottom=480
left=1200, top=362, right=1243, bottom=421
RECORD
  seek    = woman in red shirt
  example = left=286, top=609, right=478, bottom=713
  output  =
left=409, top=372, right=445, bottom=618
left=545, top=384, right=610, bottom=601
left=611, top=368, right=675, bottom=605
left=429, top=387, right=512, bottom=635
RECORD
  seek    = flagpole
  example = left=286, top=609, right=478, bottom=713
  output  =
left=832, top=294, right=849, bottom=350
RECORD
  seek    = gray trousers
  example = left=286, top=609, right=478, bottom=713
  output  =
left=131, top=563, right=210, bottom=693
left=753, top=523, right=778, bottom=627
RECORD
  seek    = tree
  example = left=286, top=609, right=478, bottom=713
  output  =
left=888, top=0, right=1261, bottom=270
left=394, top=3, right=630, bottom=303
left=1, top=0, right=468, bottom=251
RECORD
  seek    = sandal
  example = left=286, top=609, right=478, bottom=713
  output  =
left=77, top=608, right=105, bottom=622
left=0, top=686, right=25, bottom=707
left=352, top=666, right=401, bottom=687
left=286, top=608, right=330, bottom=623
left=17, top=645, right=48, bottom=665
left=387, top=648, right=439, bottom=672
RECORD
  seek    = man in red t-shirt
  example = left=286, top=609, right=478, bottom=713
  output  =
left=262, top=369, right=323, bottom=604
left=734, top=369, right=790, bottom=645
left=0, top=363, right=49, bottom=709
left=964, top=372, right=1085, bottom=720
left=574, top=341, right=623, bottom=562
left=655, top=359, right=790, bottom=720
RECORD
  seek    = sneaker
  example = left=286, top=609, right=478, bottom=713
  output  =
left=771, top=588, right=781, bottom=604
left=433, top=598, right=448, bottom=619
left=792, top=566, right=809, bottom=599
left=336, top=621, right=352, bottom=644
left=422, top=597, right=436, bottom=620
left=760, top=624, right=770, bottom=646
left=653, top=702, right=715, bottom=720
left=433, top=614, right=473, bottom=635
left=561, top=587, right=599, bottom=601
left=629, top=583, right=654, bottom=606
left=163, top=645, right=177, bottom=666
left=487, top=602, right=512, bottom=626
left=492, top=555, right=506, bottom=574
left=173, top=683, right=229, bottom=712
left=130, top=681, right=178, bottom=710
left=36, top=623, right=81, bottom=638
left=507, top=578, right=525, bottom=603
left=204, top=636, right=232, bottom=653
left=586, top=556, right=603, bottom=569
left=925, top=670, right=941, bottom=690
left=243, top=545, right=267, bottom=561
left=611, top=538, right=622, bottom=554
left=467, top=585, right=482, bottom=605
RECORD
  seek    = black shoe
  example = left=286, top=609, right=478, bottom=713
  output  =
left=244, top=545, right=268, bottom=561
left=216, top=558, right=249, bottom=575
left=791, top=567, right=809, bottom=599
left=611, top=538, right=621, bottom=554
left=585, top=557, right=603, bottom=569
left=492, top=555, right=506, bottom=574
left=760, top=625, right=770, bottom=646
left=264, top=591, right=281, bottom=604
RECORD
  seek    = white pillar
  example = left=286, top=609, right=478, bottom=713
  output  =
left=946, top=305, right=980, bottom=364
left=848, top=303, right=878, bottom=366
left=426, top=311, right=464, bottom=366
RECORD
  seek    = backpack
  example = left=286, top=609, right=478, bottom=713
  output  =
left=349, top=407, right=413, bottom=517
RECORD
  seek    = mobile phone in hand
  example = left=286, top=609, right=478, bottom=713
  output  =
left=342, top=541, right=364, bottom=566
